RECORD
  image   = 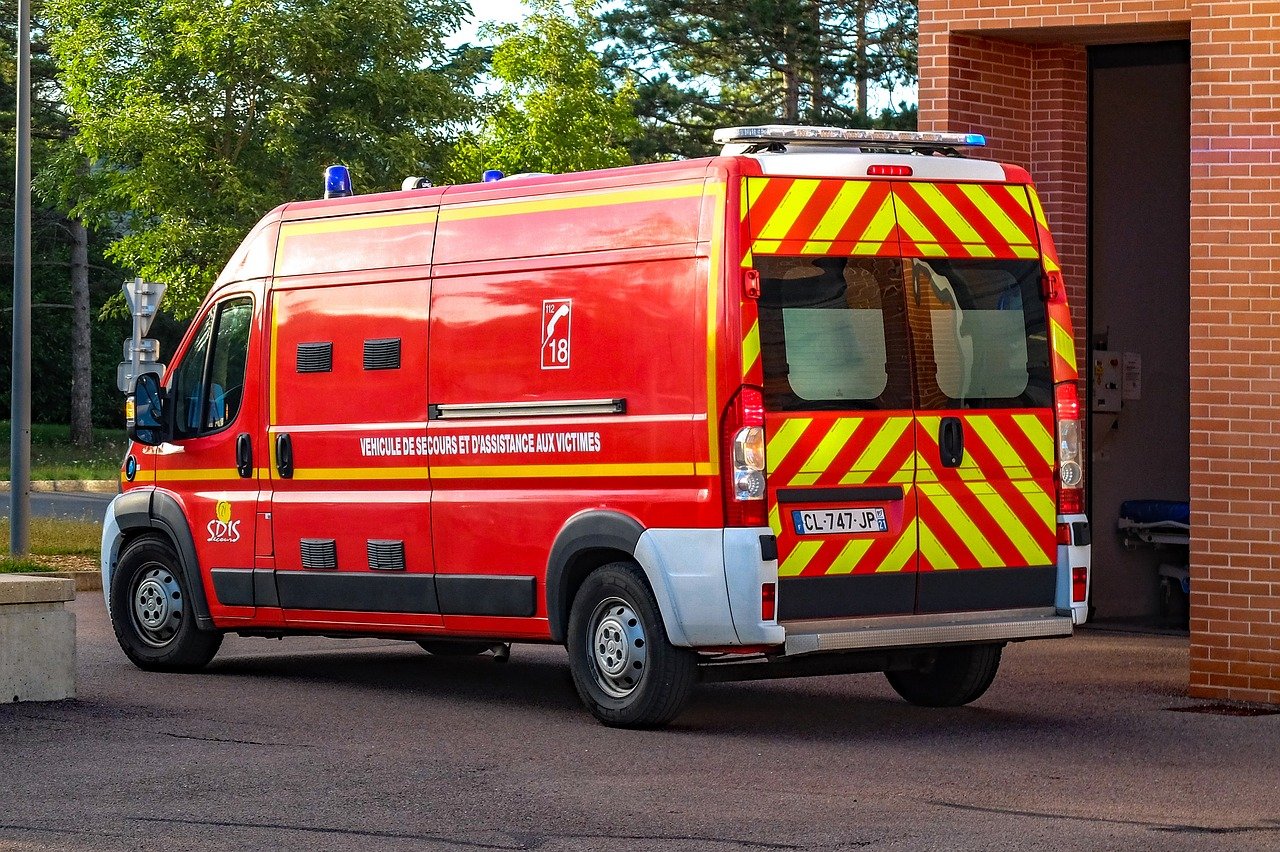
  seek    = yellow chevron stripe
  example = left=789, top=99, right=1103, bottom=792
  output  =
left=1050, top=318, right=1077, bottom=372
left=1012, top=413, right=1055, bottom=467
left=966, top=416, right=1030, bottom=477
left=839, top=417, right=911, bottom=484
left=779, top=540, right=823, bottom=577
left=892, top=194, right=935, bottom=245
left=918, top=518, right=954, bottom=570
left=742, top=319, right=761, bottom=380
left=919, top=483, right=1004, bottom=568
left=766, top=418, right=811, bottom=473
left=959, top=184, right=1035, bottom=246
left=877, top=528, right=918, bottom=573
left=1016, top=479, right=1058, bottom=530
left=791, top=419, right=859, bottom=487
left=912, top=183, right=985, bottom=244
left=752, top=239, right=783, bottom=255
left=745, top=178, right=771, bottom=216
left=758, top=180, right=821, bottom=241
left=827, top=537, right=876, bottom=575
left=913, top=451, right=939, bottom=483
left=862, top=194, right=899, bottom=245
left=970, top=482, right=1048, bottom=564
left=1013, top=245, right=1041, bottom=259
left=808, top=182, right=871, bottom=242
left=1028, top=186, right=1050, bottom=229
left=769, top=503, right=782, bottom=537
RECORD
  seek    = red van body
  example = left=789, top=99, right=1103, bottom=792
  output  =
left=104, top=128, right=1091, bottom=726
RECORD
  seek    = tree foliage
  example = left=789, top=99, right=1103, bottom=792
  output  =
left=45, top=0, right=480, bottom=316
left=602, top=0, right=918, bottom=160
left=447, top=0, right=638, bottom=181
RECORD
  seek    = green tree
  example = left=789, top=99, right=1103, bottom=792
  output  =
left=446, top=0, right=638, bottom=181
left=45, top=0, right=480, bottom=317
left=601, top=0, right=918, bottom=160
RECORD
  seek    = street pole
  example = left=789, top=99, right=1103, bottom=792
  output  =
left=10, top=0, right=32, bottom=557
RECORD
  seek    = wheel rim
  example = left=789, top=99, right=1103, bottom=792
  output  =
left=131, top=564, right=183, bottom=648
left=587, top=596, right=647, bottom=699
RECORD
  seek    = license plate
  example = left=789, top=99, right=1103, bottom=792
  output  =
left=791, top=507, right=888, bottom=535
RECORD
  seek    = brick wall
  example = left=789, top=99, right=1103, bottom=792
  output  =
left=921, top=0, right=1280, bottom=704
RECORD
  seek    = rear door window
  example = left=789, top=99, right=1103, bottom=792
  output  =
left=756, top=256, right=912, bottom=411
left=907, top=258, right=1051, bottom=410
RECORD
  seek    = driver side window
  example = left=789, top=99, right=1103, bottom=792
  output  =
left=170, top=297, right=253, bottom=438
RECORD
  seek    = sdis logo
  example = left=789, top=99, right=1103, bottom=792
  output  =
left=207, top=500, right=241, bottom=544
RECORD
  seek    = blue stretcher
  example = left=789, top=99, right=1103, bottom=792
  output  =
left=1118, top=499, right=1190, bottom=595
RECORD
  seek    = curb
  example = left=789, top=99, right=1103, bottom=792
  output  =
left=0, top=480, right=117, bottom=494
left=45, top=570, right=102, bottom=593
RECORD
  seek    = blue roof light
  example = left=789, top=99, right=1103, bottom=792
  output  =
left=963, top=133, right=987, bottom=147
left=482, top=169, right=505, bottom=183
left=324, top=164, right=352, bottom=199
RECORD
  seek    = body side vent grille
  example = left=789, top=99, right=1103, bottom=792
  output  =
left=300, top=538, right=337, bottom=569
left=363, top=338, right=402, bottom=371
left=367, top=539, right=406, bottom=571
left=296, top=342, right=333, bottom=373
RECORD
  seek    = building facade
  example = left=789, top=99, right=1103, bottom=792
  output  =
left=919, top=0, right=1280, bottom=703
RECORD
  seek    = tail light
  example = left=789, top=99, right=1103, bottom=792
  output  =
left=1072, top=566, right=1088, bottom=603
left=761, top=583, right=776, bottom=621
left=1055, top=382, right=1083, bottom=515
left=724, top=386, right=767, bottom=527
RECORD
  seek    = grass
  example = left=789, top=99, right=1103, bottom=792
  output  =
left=0, top=422, right=126, bottom=481
left=0, top=517, right=102, bottom=557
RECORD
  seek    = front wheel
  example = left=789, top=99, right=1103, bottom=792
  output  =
left=109, top=536, right=222, bottom=671
left=567, top=563, right=696, bottom=728
left=885, top=644, right=1002, bottom=707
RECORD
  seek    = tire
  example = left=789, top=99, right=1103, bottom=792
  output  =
left=415, top=639, right=491, bottom=656
left=109, top=536, right=222, bottom=672
left=885, top=644, right=1002, bottom=707
left=566, top=562, right=697, bottom=728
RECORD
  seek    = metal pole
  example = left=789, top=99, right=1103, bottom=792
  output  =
left=10, top=0, right=32, bottom=557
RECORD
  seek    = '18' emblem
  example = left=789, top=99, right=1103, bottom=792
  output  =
left=541, top=299, right=571, bottom=370
left=207, top=500, right=241, bottom=544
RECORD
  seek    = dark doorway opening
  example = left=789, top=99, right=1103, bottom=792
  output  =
left=1087, top=41, right=1191, bottom=627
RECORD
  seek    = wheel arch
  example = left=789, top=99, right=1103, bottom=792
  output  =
left=109, top=489, right=213, bottom=630
left=546, top=510, right=646, bottom=644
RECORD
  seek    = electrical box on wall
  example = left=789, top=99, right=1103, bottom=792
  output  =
left=1092, top=351, right=1122, bottom=412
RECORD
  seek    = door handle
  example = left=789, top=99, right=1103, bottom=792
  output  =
left=236, top=433, right=252, bottom=478
left=939, top=417, right=964, bottom=468
left=275, top=432, right=293, bottom=479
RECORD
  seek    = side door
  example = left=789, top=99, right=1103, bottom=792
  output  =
left=150, top=292, right=263, bottom=623
left=895, top=182, right=1058, bottom=614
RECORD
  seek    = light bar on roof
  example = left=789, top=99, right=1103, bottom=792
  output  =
left=713, top=125, right=986, bottom=148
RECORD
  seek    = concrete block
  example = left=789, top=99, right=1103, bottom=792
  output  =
left=0, top=576, right=77, bottom=703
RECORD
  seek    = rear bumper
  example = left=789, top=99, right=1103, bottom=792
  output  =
left=782, top=606, right=1072, bottom=657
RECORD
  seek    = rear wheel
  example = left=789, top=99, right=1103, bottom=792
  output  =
left=567, top=562, right=696, bottom=728
left=885, top=644, right=1002, bottom=707
left=109, top=536, right=222, bottom=671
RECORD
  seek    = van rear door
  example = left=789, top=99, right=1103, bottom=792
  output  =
left=893, top=181, right=1058, bottom=613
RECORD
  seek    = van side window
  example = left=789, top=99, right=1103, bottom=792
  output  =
left=908, top=259, right=1051, bottom=410
left=756, top=256, right=912, bottom=411
left=170, top=297, right=253, bottom=438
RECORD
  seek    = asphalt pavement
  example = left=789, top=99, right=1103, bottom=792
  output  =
left=0, top=490, right=114, bottom=522
left=2, top=597, right=1278, bottom=852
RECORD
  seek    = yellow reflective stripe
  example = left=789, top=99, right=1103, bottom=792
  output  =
left=920, top=483, right=1004, bottom=568
left=1028, top=186, right=1050, bottom=229
left=808, top=182, right=871, bottom=242
left=757, top=180, right=820, bottom=241
left=891, top=193, right=935, bottom=245
left=877, top=528, right=918, bottom=573
left=437, top=182, right=705, bottom=223
left=918, top=518, right=954, bottom=570
left=269, top=299, right=280, bottom=425
left=779, top=540, right=822, bottom=577
left=1016, top=479, right=1058, bottom=531
left=1013, top=245, right=1040, bottom=259
left=766, top=418, right=811, bottom=473
left=1012, top=413, right=1055, bottom=467
left=280, top=209, right=437, bottom=241
left=791, top=419, right=859, bottom=487
left=967, top=416, right=1029, bottom=477
left=705, top=180, right=725, bottom=475
left=827, top=537, right=875, bottom=575
left=742, top=319, right=761, bottom=380
left=971, top=484, right=1047, bottom=565
left=914, top=451, right=939, bottom=483
left=290, top=467, right=429, bottom=481
left=861, top=194, right=899, bottom=247
left=768, top=503, right=782, bottom=537
left=1051, top=318, right=1077, bottom=372
left=752, top=239, right=783, bottom=254
left=155, top=469, right=247, bottom=482
left=913, top=183, right=985, bottom=244
left=960, top=184, right=1034, bottom=246
left=744, top=177, right=770, bottom=218
left=839, top=417, right=910, bottom=484
left=431, top=462, right=690, bottom=479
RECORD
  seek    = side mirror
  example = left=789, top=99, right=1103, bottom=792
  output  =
left=128, top=372, right=168, bottom=446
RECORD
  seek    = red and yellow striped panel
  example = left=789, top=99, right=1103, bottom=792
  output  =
left=743, top=178, right=898, bottom=259
left=915, top=412, right=1056, bottom=571
left=765, top=414, right=917, bottom=578
left=891, top=182, right=1041, bottom=261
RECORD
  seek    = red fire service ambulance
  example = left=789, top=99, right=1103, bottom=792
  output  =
left=105, top=125, right=1090, bottom=727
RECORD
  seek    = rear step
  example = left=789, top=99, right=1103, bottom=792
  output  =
left=782, top=607, right=1072, bottom=656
